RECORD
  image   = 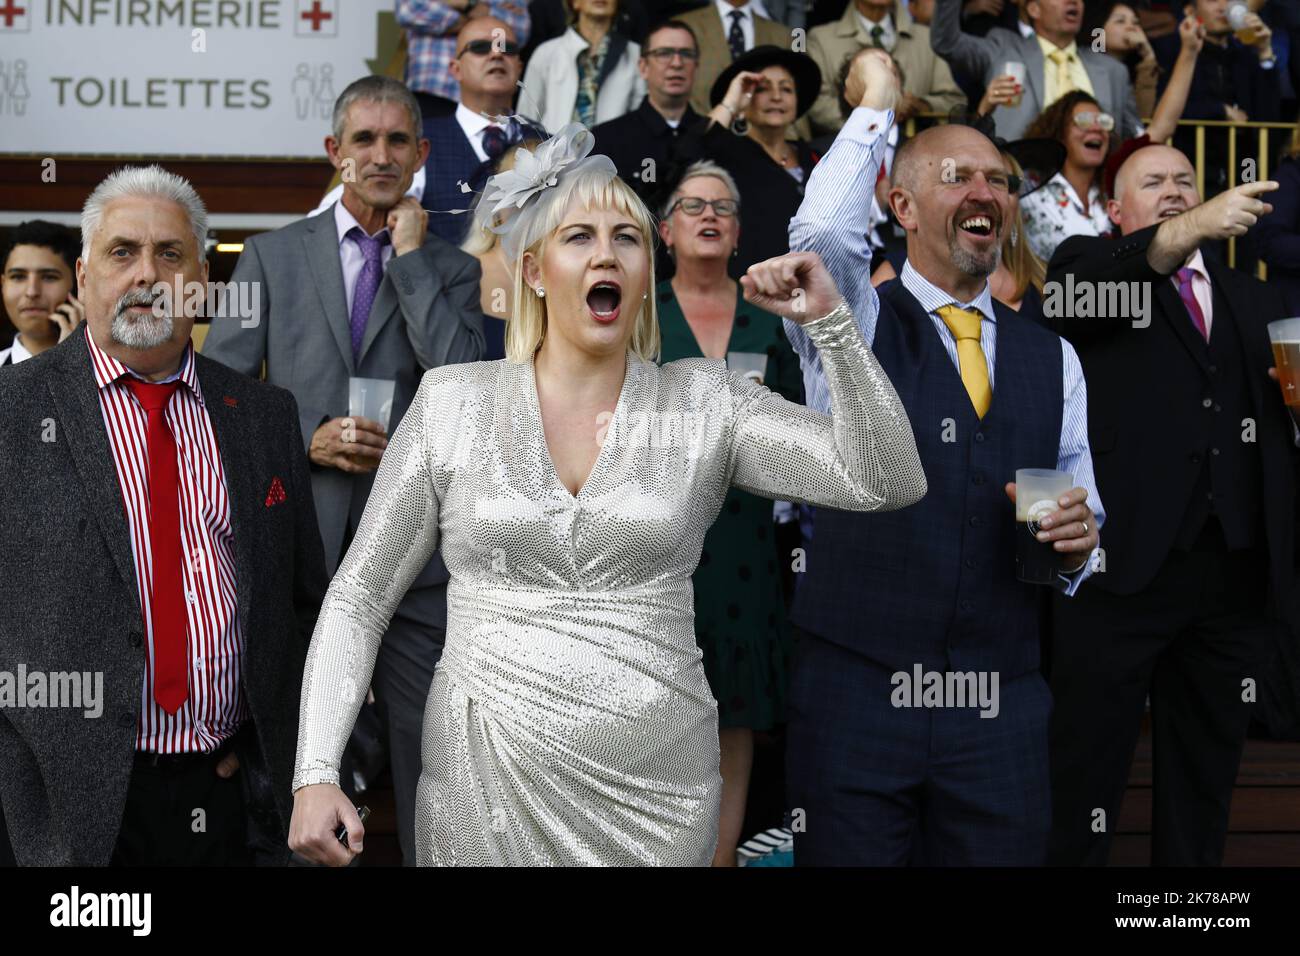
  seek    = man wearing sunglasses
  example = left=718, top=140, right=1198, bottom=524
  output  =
left=397, top=0, right=530, bottom=113
left=420, top=17, right=546, bottom=244
left=592, top=19, right=708, bottom=202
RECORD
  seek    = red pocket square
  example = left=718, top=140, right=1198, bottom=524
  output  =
left=265, top=476, right=287, bottom=507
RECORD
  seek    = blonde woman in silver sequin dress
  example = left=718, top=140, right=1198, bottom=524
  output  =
left=288, top=125, right=927, bottom=866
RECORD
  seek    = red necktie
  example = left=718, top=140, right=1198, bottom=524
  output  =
left=123, top=378, right=188, bottom=715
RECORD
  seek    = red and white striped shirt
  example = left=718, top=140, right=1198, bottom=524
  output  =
left=86, top=332, right=246, bottom=754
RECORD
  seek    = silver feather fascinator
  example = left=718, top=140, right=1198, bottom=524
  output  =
left=472, top=122, right=619, bottom=260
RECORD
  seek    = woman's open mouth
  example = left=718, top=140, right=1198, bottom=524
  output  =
left=1082, top=135, right=1105, bottom=152
left=586, top=281, right=622, bottom=324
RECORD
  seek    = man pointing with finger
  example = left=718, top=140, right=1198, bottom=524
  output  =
left=1044, top=144, right=1296, bottom=866
left=203, top=76, right=484, bottom=865
left=779, top=47, right=1104, bottom=865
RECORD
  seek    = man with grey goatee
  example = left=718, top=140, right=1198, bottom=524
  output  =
left=0, top=165, right=328, bottom=865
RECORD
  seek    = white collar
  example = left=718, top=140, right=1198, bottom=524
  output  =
left=8, top=335, right=34, bottom=363
left=1182, top=248, right=1210, bottom=280
left=856, top=10, right=894, bottom=40
left=717, top=0, right=752, bottom=21
left=456, top=102, right=496, bottom=139
left=901, top=260, right=997, bottom=324
left=333, top=196, right=391, bottom=246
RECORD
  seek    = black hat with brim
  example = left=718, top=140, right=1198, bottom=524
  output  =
left=947, top=107, right=1067, bottom=198
left=709, top=45, right=822, bottom=121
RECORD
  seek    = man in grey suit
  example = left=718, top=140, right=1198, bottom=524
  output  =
left=930, top=0, right=1140, bottom=140
left=202, top=75, right=484, bottom=865
left=0, top=166, right=327, bottom=865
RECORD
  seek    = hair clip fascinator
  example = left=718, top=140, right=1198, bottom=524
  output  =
left=473, top=123, right=618, bottom=260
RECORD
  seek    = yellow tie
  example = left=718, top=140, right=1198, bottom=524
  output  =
left=1047, top=48, right=1077, bottom=102
left=936, top=305, right=992, bottom=419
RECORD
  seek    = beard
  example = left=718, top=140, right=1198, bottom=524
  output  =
left=111, top=288, right=174, bottom=350
left=948, top=231, right=1001, bottom=278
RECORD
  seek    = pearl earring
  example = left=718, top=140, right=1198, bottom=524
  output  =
left=536, top=286, right=545, bottom=298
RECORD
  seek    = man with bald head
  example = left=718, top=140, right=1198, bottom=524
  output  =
left=419, top=16, right=545, bottom=244
left=1044, top=144, right=1294, bottom=866
left=776, top=49, right=1102, bottom=865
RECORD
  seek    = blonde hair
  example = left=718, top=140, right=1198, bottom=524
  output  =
left=1001, top=151, right=1047, bottom=300
left=507, top=166, right=660, bottom=363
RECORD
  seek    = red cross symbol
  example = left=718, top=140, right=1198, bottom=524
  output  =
left=0, top=1, right=26, bottom=28
left=300, top=0, right=332, bottom=31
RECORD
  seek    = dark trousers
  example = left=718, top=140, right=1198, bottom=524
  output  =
left=786, top=629, right=1052, bottom=866
left=370, top=608, right=445, bottom=867
left=1047, top=523, right=1279, bottom=866
left=110, top=749, right=251, bottom=866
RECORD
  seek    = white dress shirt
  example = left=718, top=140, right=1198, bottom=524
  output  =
left=716, top=0, right=756, bottom=51
left=334, top=200, right=395, bottom=318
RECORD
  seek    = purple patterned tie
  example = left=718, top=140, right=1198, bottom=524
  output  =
left=1175, top=267, right=1209, bottom=341
left=348, top=226, right=390, bottom=360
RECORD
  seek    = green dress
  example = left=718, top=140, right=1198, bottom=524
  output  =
left=655, top=280, right=805, bottom=730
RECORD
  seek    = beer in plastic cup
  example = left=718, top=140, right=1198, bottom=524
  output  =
left=1014, top=468, right=1073, bottom=584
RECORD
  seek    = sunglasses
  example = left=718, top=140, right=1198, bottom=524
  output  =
left=669, top=197, right=739, bottom=217
left=1071, top=110, right=1115, bottom=131
left=459, top=39, right=521, bottom=57
left=644, top=47, right=700, bottom=63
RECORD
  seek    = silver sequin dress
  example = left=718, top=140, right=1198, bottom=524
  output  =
left=291, top=302, right=927, bottom=865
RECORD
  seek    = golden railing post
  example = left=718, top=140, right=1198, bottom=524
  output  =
left=1259, top=126, right=1270, bottom=282
left=1195, top=124, right=1206, bottom=201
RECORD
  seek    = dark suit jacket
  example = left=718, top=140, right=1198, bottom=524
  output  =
left=201, top=207, right=482, bottom=599
left=592, top=98, right=705, bottom=203
left=421, top=112, right=547, bottom=246
left=1046, top=226, right=1297, bottom=612
left=0, top=328, right=328, bottom=864
left=1153, top=32, right=1281, bottom=123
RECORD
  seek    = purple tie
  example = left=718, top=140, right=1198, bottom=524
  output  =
left=1175, top=267, right=1209, bottom=342
left=482, top=124, right=507, bottom=160
left=348, top=226, right=390, bottom=360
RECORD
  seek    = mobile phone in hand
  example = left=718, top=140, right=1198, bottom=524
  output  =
left=335, top=805, right=370, bottom=847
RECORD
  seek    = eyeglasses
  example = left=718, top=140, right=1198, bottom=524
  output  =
left=459, top=39, right=521, bottom=57
left=669, top=197, right=739, bottom=217
left=1071, top=110, right=1115, bottom=131
left=644, top=47, right=700, bottom=63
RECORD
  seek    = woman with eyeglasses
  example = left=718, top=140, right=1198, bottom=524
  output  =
left=653, top=160, right=805, bottom=867
left=986, top=15, right=1202, bottom=262
left=1017, top=92, right=1121, bottom=262
left=666, top=45, right=824, bottom=278
left=521, top=0, right=646, bottom=133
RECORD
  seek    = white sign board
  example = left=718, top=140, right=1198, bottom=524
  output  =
left=0, top=0, right=397, bottom=157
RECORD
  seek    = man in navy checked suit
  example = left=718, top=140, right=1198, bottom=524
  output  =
left=420, top=16, right=546, bottom=245
left=778, top=49, right=1103, bottom=865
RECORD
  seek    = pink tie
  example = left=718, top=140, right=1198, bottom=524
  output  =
left=1175, top=268, right=1209, bottom=342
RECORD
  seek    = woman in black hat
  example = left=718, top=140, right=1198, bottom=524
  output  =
left=662, top=45, right=823, bottom=279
